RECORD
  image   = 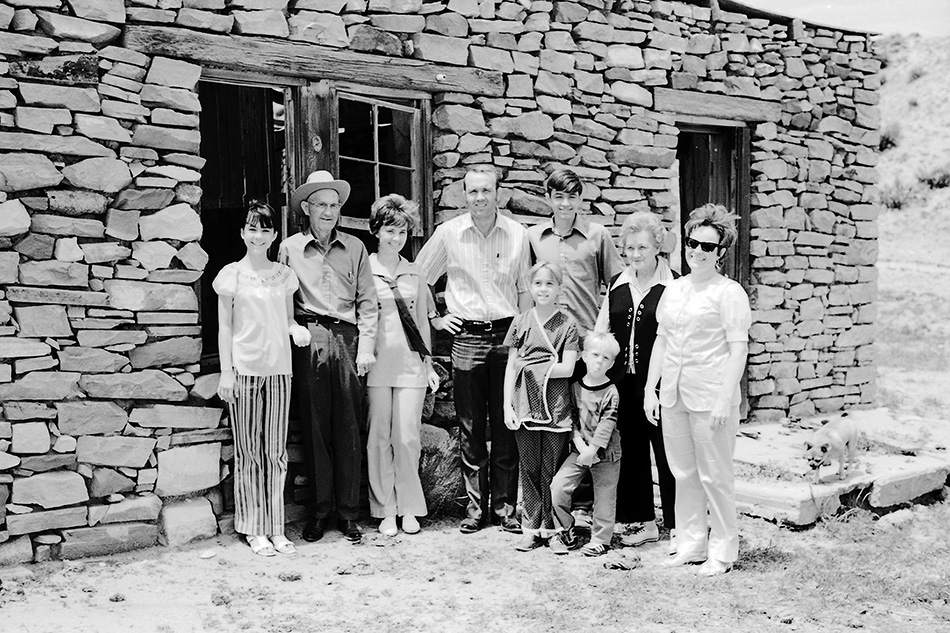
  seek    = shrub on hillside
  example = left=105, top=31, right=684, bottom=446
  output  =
left=908, top=66, right=925, bottom=82
left=879, top=122, right=901, bottom=152
left=918, top=165, right=950, bottom=190
left=879, top=179, right=915, bottom=210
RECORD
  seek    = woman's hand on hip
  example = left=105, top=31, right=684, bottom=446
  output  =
left=427, top=369, right=440, bottom=392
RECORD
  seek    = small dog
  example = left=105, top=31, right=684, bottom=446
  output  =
left=804, top=418, right=859, bottom=483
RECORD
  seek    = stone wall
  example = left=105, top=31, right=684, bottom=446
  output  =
left=0, top=0, right=880, bottom=562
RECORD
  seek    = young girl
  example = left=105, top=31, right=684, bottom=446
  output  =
left=503, top=262, right=579, bottom=551
left=365, top=194, right=439, bottom=536
left=214, top=202, right=311, bottom=557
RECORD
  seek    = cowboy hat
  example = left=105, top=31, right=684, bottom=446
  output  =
left=290, top=170, right=351, bottom=213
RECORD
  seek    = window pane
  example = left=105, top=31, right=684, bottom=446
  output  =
left=338, top=98, right=374, bottom=162
left=378, top=107, right=414, bottom=168
left=339, top=157, right=376, bottom=222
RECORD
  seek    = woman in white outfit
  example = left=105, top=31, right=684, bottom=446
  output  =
left=643, top=204, right=751, bottom=576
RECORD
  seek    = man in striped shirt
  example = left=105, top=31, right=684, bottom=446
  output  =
left=416, top=166, right=531, bottom=534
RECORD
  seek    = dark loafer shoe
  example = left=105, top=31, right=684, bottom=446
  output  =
left=459, top=517, right=482, bottom=534
left=341, top=519, right=363, bottom=543
left=499, top=516, right=522, bottom=534
left=302, top=517, right=329, bottom=543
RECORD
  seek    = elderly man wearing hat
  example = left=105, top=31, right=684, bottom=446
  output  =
left=279, top=170, right=378, bottom=544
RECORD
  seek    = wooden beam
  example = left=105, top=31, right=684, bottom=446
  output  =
left=122, top=25, right=504, bottom=97
left=654, top=88, right=782, bottom=123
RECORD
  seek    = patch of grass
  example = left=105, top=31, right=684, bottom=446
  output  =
left=908, top=66, right=925, bottom=81
left=879, top=178, right=915, bottom=209
left=919, top=164, right=950, bottom=190
left=879, top=121, right=901, bottom=151
left=736, top=543, right=793, bottom=572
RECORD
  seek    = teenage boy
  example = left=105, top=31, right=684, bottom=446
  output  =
left=549, top=331, right=622, bottom=556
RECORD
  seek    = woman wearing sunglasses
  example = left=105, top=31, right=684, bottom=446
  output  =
left=642, top=204, right=751, bottom=576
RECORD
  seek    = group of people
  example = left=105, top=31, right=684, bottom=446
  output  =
left=213, top=164, right=751, bottom=576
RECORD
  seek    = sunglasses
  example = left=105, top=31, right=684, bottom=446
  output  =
left=685, top=237, right=721, bottom=253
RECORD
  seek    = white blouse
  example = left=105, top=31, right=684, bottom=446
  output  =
left=655, top=275, right=751, bottom=410
left=213, top=262, right=299, bottom=376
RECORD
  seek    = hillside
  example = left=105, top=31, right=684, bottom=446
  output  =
left=873, top=34, right=950, bottom=419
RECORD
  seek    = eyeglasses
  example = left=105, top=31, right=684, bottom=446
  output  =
left=685, top=237, right=721, bottom=253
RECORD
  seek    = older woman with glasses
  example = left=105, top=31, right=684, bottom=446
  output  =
left=643, top=204, right=751, bottom=576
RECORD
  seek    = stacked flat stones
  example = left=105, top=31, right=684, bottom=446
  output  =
left=0, top=0, right=224, bottom=565
left=0, top=0, right=881, bottom=563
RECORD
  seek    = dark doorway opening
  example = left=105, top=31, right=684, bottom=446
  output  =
left=197, top=81, right=286, bottom=363
left=675, top=125, right=751, bottom=286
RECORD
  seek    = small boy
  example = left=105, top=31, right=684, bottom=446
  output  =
left=549, top=331, right=622, bottom=556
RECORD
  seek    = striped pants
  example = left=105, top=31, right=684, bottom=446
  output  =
left=229, top=374, right=291, bottom=537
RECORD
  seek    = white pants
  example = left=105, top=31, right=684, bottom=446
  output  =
left=367, top=386, right=428, bottom=518
left=662, top=394, right=739, bottom=563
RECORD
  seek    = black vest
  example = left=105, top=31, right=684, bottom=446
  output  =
left=606, top=270, right=676, bottom=385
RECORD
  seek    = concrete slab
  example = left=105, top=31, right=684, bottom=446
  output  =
left=734, top=408, right=950, bottom=526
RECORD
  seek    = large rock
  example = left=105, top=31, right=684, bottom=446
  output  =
left=0, top=338, right=51, bottom=359
left=131, top=125, right=200, bottom=153
left=132, top=240, right=178, bottom=271
left=1, top=451, right=21, bottom=470
left=48, top=190, right=109, bottom=216
left=348, top=24, right=402, bottom=55
left=0, top=536, right=34, bottom=566
left=18, top=260, right=88, bottom=288
left=105, top=209, right=140, bottom=241
left=0, top=131, right=114, bottom=157
left=56, top=401, right=128, bottom=435
left=11, top=421, right=51, bottom=454
left=112, top=188, right=175, bottom=210
left=12, top=470, right=88, bottom=509
left=14, top=305, right=72, bottom=337
left=17, top=82, right=100, bottom=112
left=6, top=506, right=87, bottom=536
left=131, top=405, right=221, bottom=430
left=432, top=105, right=487, bottom=134
left=0, top=372, right=82, bottom=402
left=139, top=85, right=201, bottom=113
left=105, top=279, right=199, bottom=311
left=89, top=467, right=135, bottom=497
left=176, top=8, right=234, bottom=33
left=130, top=337, right=201, bottom=369
left=145, top=57, right=201, bottom=91
left=88, top=494, right=162, bottom=526
left=156, top=442, right=221, bottom=497
left=489, top=111, right=554, bottom=141
left=76, top=435, right=157, bottom=468
left=59, top=347, right=130, bottom=373
left=610, top=82, right=653, bottom=107
left=60, top=523, right=159, bottom=559
left=289, top=12, right=348, bottom=48
left=0, top=199, right=31, bottom=236
left=31, top=214, right=105, bottom=238
left=0, top=153, right=63, bottom=191
left=35, top=10, right=121, bottom=44
left=77, top=329, right=147, bottom=348
left=232, top=9, right=290, bottom=36
left=15, top=106, right=73, bottom=134
left=66, top=0, right=126, bottom=24
left=2, top=402, right=57, bottom=421
left=159, top=497, right=217, bottom=547
left=74, top=114, right=132, bottom=143
left=139, top=203, right=202, bottom=241
left=55, top=237, right=84, bottom=262
left=4, top=286, right=109, bottom=307
left=175, top=242, right=208, bottom=271
left=0, top=251, right=17, bottom=284
left=411, top=33, right=468, bottom=65
left=80, top=242, right=132, bottom=264
left=62, top=157, right=133, bottom=193
left=79, top=370, right=189, bottom=401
